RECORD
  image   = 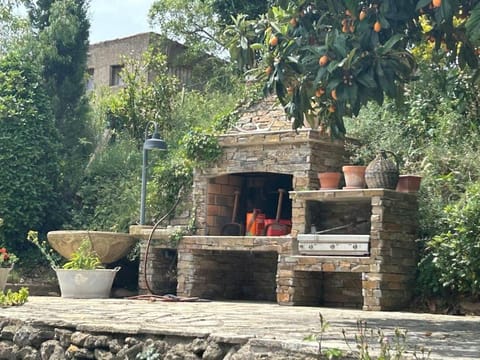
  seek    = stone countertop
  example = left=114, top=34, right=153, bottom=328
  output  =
left=1, top=296, right=479, bottom=359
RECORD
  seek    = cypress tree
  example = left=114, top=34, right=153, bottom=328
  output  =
left=25, top=0, right=93, bottom=213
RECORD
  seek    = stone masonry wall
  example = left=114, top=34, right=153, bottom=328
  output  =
left=193, top=130, right=346, bottom=236
left=278, top=189, right=419, bottom=311
left=88, top=33, right=192, bottom=90
left=0, top=318, right=353, bottom=360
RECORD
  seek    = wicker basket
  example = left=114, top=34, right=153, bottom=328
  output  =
left=365, top=150, right=399, bottom=189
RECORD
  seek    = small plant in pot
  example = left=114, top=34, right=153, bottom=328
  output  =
left=28, top=231, right=120, bottom=298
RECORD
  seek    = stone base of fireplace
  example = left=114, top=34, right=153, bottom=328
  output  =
left=176, top=236, right=292, bottom=301
left=132, top=189, right=418, bottom=311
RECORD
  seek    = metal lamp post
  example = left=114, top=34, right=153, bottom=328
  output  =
left=140, top=121, right=167, bottom=225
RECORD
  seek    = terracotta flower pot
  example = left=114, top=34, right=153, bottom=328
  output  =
left=396, top=175, right=422, bottom=193
left=318, top=172, right=342, bottom=190
left=342, top=165, right=367, bottom=189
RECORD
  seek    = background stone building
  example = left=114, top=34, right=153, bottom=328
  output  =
left=87, top=32, right=193, bottom=91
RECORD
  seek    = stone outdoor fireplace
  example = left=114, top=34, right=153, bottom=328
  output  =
left=191, top=97, right=346, bottom=237
left=134, top=97, right=419, bottom=311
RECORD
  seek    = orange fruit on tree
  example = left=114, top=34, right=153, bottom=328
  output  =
left=359, top=10, right=367, bottom=21
left=331, top=89, right=337, bottom=100
left=269, top=35, right=279, bottom=46
left=432, top=0, right=441, bottom=8
left=319, top=55, right=329, bottom=66
left=290, top=17, right=298, bottom=27
left=315, top=88, right=325, bottom=97
left=373, top=21, right=382, bottom=32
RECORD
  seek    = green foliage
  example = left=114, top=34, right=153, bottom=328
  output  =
left=212, top=0, right=271, bottom=25
left=25, top=0, right=94, bottom=220
left=426, top=182, right=480, bottom=297
left=108, top=49, right=178, bottom=145
left=226, top=0, right=480, bottom=135
left=347, top=43, right=480, bottom=301
left=136, top=345, right=161, bottom=360
left=27, top=230, right=62, bottom=269
left=0, top=1, right=30, bottom=54
left=62, top=238, right=102, bottom=270
left=84, top=43, right=246, bottom=226
left=0, top=246, right=17, bottom=268
left=0, top=49, right=62, bottom=250
left=148, top=155, right=193, bottom=224
left=149, top=0, right=223, bottom=55
left=181, top=129, right=222, bottom=166
left=69, top=138, right=141, bottom=232
left=305, top=313, right=430, bottom=359
left=347, top=321, right=410, bottom=360
left=0, top=287, right=29, bottom=307
left=149, top=0, right=274, bottom=58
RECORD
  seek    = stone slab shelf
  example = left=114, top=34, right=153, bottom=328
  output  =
left=179, top=235, right=293, bottom=253
left=289, top=188, right=416, bottom=202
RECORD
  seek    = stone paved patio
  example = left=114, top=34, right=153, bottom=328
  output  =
left=1, top=296, right=479, bottom=359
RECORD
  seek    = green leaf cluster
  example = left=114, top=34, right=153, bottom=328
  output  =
left=0, top=287, right=29, bottom=307
left=181, top=129, right=222, bottom=166
left=62, top=239, right=102, bottom=270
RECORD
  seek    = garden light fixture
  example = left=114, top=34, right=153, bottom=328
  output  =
left=140, top=121, right=167, bottom=225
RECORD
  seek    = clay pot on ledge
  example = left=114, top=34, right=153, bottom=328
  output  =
left=318, top=172, right=342, bottom=190
left=342, top=165, right=367, bottom=189
left=396, top=175, right=422, bottom=193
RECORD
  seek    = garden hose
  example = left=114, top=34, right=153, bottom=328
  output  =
left=142, top=185, right=184, bottom=295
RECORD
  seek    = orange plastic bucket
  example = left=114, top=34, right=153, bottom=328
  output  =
left=245, top=210, right=265, bottom=236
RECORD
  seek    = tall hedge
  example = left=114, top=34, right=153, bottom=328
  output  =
left=0, top=49, right=62, bottom=250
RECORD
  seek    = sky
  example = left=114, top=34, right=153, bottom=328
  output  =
left=88, top=0, right=154, bottom=44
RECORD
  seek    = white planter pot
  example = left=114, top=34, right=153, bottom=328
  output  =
left=55, top=267, right=120, bottom=298
left=0, top=266, right=12, bottom=292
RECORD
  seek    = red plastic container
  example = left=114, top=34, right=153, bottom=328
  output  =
left=264, top=219, right=292, bottom=236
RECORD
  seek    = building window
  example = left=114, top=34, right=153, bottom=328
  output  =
left=86, top=68, right=94, bottom=91
left=110, top=65, right=124, bottom=86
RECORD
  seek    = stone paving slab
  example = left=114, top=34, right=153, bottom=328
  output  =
left=1, top=296, right=479, bottom=359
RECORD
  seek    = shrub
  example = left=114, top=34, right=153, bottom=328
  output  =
left=426, top=182, right=480, bottom=298
left=0, top=49, right=62, bottom=250
left=69, top=138, right=141, bottom=232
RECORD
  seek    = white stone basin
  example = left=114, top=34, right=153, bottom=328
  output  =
left=47, top=230, right=137, bottom=264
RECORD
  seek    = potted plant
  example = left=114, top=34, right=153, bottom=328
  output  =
left=28, top=231, right=120, bottom=298
left=342, top=140, right=370, bottom=189
left=0, top=246, right=17, bottom=292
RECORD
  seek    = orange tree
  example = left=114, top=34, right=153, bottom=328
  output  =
left=227, top=0, right=480, bottom=136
